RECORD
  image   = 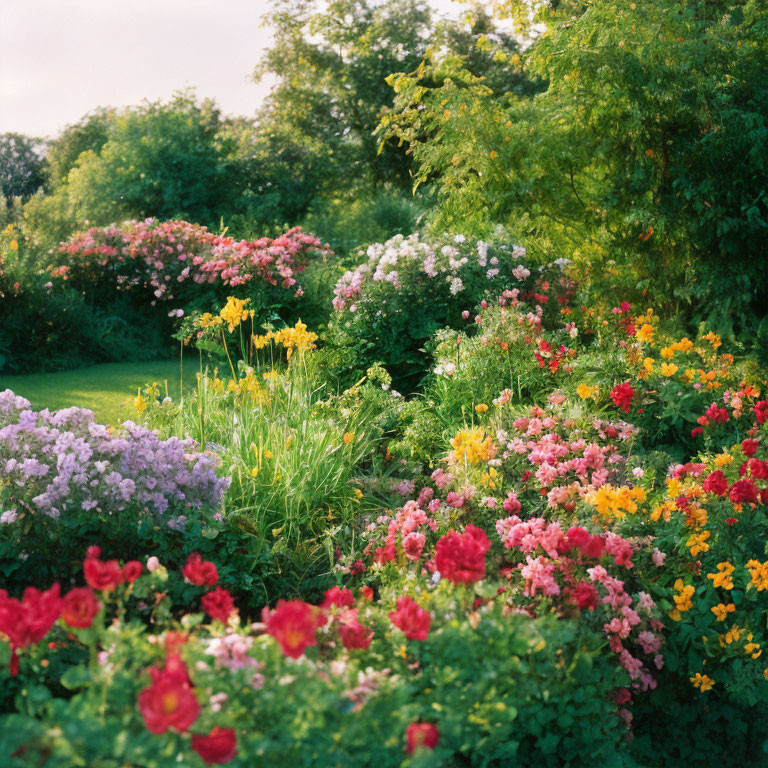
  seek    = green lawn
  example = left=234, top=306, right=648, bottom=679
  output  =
left=0, top=360, right=190, bottom=425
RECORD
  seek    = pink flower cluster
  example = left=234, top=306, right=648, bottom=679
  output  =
left=500, top=406, right=636, bottom=510
left=497, top=518, right=662, bottom=691
left=365, top=497, right=440, bottom=565
left=58, top=220, right=332, bottom=302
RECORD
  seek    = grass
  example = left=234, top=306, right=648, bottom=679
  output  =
left=0, top=360, right=187, bottom=425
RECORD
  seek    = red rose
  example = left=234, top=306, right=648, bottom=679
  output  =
left=123, top=561, right=143, bottom=583
left=61, top=587, right=100, bottom=629
left=337, top=609, right=374, bottom=650
left=389, top=596, right=431, bottom=641
left=725, top=518, right=738, bottom=525
left=570, top=581, right=599, bottom=610
left=742, top=439, right=759, bottom=457
left=201, top=588, right=236, bottom=624
left=702, top=470, right=729, bottom=497
left=84, top=556, right=124, bottom=592
left=0, top=583, right=62, bottom=675
left=191, top=727, right=238, bottom=765
left=182, top=553, right=218, bottom=587
left=320, top=586, right=354, bottom=610
left=359, top=586, right=374, bottom=602
left=434, top=525, right=491, bottom=584
left=755, top=400, right=768, bottom=425
left=609, top=382, right=635, bottom=413
left=373, top=542, right=396, bottom=565
left=86, top=545, right=101, bottom=559
left=705, top=402, right=729, bottom=424
left=729, top=478, right=759, bottom=504
left=565, top=526, right=605, bottom=559
left=262, top=600, right=327, bottom=658
left=138, top=655, right=199, bottom=734
left=405, top=722, right=439, bottom=754
left=741, top=459, right=768, bottom=479
left=691, top=427, right=703, bottom=438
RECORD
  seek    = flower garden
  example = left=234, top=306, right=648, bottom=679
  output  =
left=1, top=221, right=767, bottom=768
left=2, top=0, right=768, bottom=764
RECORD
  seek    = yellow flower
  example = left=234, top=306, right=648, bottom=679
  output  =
left=475, top=403, right=488, bottom=413
left=587, top=485, right=646, bottom=520
left=651, top=500, right=675, bottom=522
left=450, top=428, right=496, bottom=465
left=642, top=357, right=654, bottom=373
left=671, top=337, right=693, bottom=353
left=263, top=450, right=273, bottom=459
left=686, top=529, right=710, bottom=556
left=252, top=332, right=273, bottom=350
left=133, top=389, right=147, bottom=414
left=250, top=467, right=259, bottom=478
left=671, top=579, right=695, bottom=614
left=666, top=478, right=683, bottom=498
left=660, top=346, right=675, bottom=359
left=636, top=323, right=655, bottom=343
left=745, top=559, right=768, bottom=591
left=661, top=363, right=678, bottom=377
left=745, top=642, right=762, bottom=659
left=198, top=312, right=223, bottom=329
left=690, top=672, right=714, bottom=692
left=343, top=432, right=354, bottom=444
left=9, top=239, right=18, bottom=251
left=576, top=383, right=599, bottom=400
left=711, top=603, right=735, bottom=622
left=272, top=319, right=318, bottom=354
left=219, top=296, right=253, bottom=332
left=713, top=453, right=733, bottom=467
left=704, top=331, right=722, bottom=349
left=707, top=562, right=735, bottom=590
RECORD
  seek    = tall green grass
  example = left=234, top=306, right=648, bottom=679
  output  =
left=145, top=352, right=387, bottom=579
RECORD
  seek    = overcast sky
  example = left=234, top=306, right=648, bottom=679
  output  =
left=0, top=0, right=462, bottom=139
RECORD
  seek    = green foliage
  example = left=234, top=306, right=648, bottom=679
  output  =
left=256, top=0, right=434, bottom=194
left=142, top=350, right=400, bottom=596
left=0, top=225, right=165, bottom=374
left=382, top=0, right=768, bottom=341
left=45, top=109, right=112, bottom=187
left=0, top=133, right=47, bottom=202
left=64, top=91, right=241, bottom=227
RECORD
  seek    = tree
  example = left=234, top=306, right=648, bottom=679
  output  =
left=255, top=0, right=435, bottom=196
left=64, top=91, right=243, bottom=227
left=46, top=109, right=112, bottom=187
left=0, top=133, right=47, bottom=202
left=382, top=0, right=768, bottom=336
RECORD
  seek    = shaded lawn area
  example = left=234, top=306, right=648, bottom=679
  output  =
left=0, top=360, right=190, bottom=425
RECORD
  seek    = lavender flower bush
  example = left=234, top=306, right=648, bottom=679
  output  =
left=0, top=389, right=228, bottom=523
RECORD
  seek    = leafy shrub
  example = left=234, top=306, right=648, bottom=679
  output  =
left=57, top=219, right=330, bottom=311
left=0, top=543, right=630, bottom=766
left=325, top=229, right=571, bottom=387
left=0, top=224, right=164, bottom=373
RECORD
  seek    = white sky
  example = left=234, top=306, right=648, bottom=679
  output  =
left=0, top=0, right=463, bottom=139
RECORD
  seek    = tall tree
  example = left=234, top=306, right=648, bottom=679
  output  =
left=0, top=133, right=47, bottom=202
left=255, top=0, right=434, bottom=194
left=64, top=91, right=242, bottom=227
left=382, top=0, right=768, bottom=334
